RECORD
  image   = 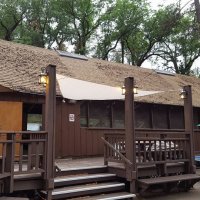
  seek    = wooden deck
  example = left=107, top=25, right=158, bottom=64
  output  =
left=55, top=157, right=128, bottom=170
left=55, top=157, right=105, bottom=170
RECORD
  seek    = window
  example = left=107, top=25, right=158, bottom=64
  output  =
left=193, top=108, right=200, bottom=129
left=113, top=101, right=124, bottom=128
left=23, top=103, right=43, bottom=131
left=80, top=100, right=125, bottom=128
left=153, top=105, right=168, bottom=129
left=135, top=104, right=151, bottom=128
left=89, top=101, right=111, bottom=128
left=169, top=106, right=184, bottom=129
left=27, top=114, right=42, bottom=131
left=80, top=102, right=88, bottom=127
left=80, top=102, right=188, bottom=130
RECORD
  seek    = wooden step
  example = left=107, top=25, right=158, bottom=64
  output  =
left=70, top=192, right=136, bottom=200
left=138, top=173, right=200, bottom=186
left=56, top=166, right=107, bottom=176
left=41, top=182, right=125, bottom=199
left=54, top=173, right=116, bottom=187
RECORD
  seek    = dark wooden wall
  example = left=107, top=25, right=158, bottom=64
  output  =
left=56, top=101, right=200, bottom=158
left=0, top=92, right=200, bottom=158
left=55, top=101, right=125, bottom=157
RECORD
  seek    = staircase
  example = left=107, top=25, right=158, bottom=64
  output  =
left=41, top=166, right=135, bottom=199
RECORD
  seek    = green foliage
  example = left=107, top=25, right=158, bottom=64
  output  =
left=95, top=0, right=148, bottom=61
left=124, top=4, right=182, bottom=66
left=28, top=114, right=42, bottom=123
left=0, top=0, right=200, bottom=75
left=0, top=0, right=29, bottom=40
left=153, top=9, right=200, bottom=75
left=56, top=0, right=111, bottom=54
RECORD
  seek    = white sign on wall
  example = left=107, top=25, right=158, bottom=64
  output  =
left=69, top=114, right=75, bottom=122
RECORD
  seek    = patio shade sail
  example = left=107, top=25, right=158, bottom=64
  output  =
left=56, top=74, right=161, bottom=100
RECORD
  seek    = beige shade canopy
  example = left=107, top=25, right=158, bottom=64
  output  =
left=56, top=74, right=162, bottom=100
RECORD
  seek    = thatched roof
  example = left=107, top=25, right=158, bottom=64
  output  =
left=0, top=39, right=200, bottom=107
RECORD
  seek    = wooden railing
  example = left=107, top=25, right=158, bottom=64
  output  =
left=0, top=131, right=47, bottom=192
left=102, top=133, right=126, bottom=166
left=101, top=136, right=132, bottom=167
left=103, top=129, right=191, bottom=166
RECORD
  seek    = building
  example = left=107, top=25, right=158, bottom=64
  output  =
left=0, top=39, right=200, bottom=159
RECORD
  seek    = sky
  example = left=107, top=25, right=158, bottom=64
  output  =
left=149, top=0, right=192, bottom=9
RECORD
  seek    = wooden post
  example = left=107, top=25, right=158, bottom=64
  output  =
left=183, top=85, right=195, bottom=173
left=4, top=133, right=15, bottom=193
left=125, top=77, right=136, bottom=193
left=45, top=64, right=56, bottom=199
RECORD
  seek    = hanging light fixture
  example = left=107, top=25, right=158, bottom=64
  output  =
left=180, top=88, right=187, bottom=99
left=39, top=67, right=48, bottom=86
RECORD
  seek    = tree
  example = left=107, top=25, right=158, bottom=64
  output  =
left=0, top=0, right=29, bottom=41
left=124, top=4, right=181, bottom=66
left=45, top=0, right=72, bottom=50
left=95, top=0, right=148, bottom=62
left=17, top=0, right=52, bottom=47
left=57, top=0, right=111, bottom=55
left=194, top=0, right=200, bottom=23
left=152, top=12, right=200, bottom=75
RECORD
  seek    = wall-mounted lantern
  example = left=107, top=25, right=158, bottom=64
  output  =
left=180, top=88, right=187, bottom=99
left=121, top=84, right=138, bottom=95
left=133, top=86, right=138, bottom=94
left=39, top=67, right=48, bottom=86
left=121, top=85, right=126, bottom=95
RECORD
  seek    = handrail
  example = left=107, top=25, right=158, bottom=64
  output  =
left=101, top=137, right=132, bottom=166
left=0, top=131, right=47, bottom=134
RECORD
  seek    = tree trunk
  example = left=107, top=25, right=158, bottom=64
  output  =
left=121, top=39, right=125, bottom=64
left=194, top=0, right=200, bottom=23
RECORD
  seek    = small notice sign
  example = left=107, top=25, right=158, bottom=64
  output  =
left=69, top=114, right=75, bottom=122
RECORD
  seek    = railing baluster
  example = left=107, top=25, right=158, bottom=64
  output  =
left=169, top=140, right=172, bottom=160
left=27, top=142, right=32, bottom=171
left=179, top=141, right=183, bottom=159
left=159, top=140, right=162, bottom=161
left=19, top=144, right=23, bottom=172
left=164, top=140, right=167, bottom=160
left=154, top=140, right=157, bottom=162
left=138, top=140, right=141, bottom=163
left=35, top=142, right=40, bottom=170
left=148, top=140, right=152, bottom=162
left=2, top=143, right=6, bottom=174
left=174, top=140, right=176, bottom=160
left=144, top=140, right=146, bottom=163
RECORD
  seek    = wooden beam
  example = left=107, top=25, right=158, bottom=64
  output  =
left=124, top=77, right=136, bottom=193
left=183, top=85, right=195, bottom=173
left=45, top=64, right=56, bottom=199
